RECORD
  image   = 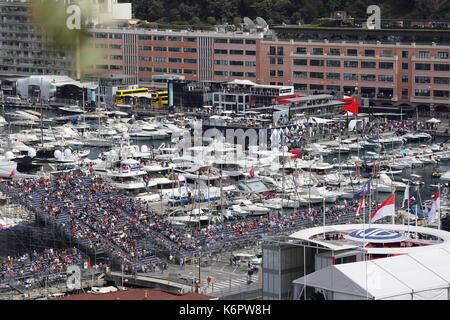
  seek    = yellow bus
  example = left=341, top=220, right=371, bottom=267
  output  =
left=151, top=91, right=168, bottom=108
left=115, top=88, right=149, bottom=105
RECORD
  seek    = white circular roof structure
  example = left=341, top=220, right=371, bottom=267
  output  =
left=290, top=224, right=450, bottom=255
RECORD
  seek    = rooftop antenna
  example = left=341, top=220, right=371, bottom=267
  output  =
left=243, top=17, right=256, bottom=30
left=255, top=17, right=269, bottom=30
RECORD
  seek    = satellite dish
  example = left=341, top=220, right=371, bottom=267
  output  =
left=243, top=17, right=256, bottom=28
left=54, top=150, right=62, bottom=159
left=64, top=149, right=72, bottom=157
left=256, top=17, right=268, bottom=28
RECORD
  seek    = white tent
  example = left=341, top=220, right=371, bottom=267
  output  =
left=426, top=118, right=441, bottom=123
left=293, top=247, right=450, bottom=300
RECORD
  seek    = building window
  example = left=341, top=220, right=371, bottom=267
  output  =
left=402, top=62, right=409, bottom=70
left=310, top=72, right=324, bottom=79
left=415, top=63, right=431, bottom=70
left=110, top=65, right=123, bottom=70
left=154, top=57, right=166, bottom=62
left=184, top=48, right=197, bottom=53
left=95, top=33, right=107, bottom=38
left=214, top=71, right=228, bottom=76
left=139, top=66, right=152, bottom=72
left=138, top=35, right=152, bottom=40
left=361, top=61, right=376, bottom=68
left=437, top=52, right=449, bottom=59
left=183, top=37, right=197, bottom=42
left=230, top=71, right=243, bottom=76
left=310, top=59, right=324, bottom=67
left=329, top=48, right=340, bottom=56
left=184, top=69, right=197, bottom=74
left=169, top=68, right=182, bottom=74
left=245, top=50, right=256, bottom=55
left=434, top=77, right=450, bottom=84
left=364, top=49, right=375, bottom=57
left=347, top=49, right=358, bottom=56
left=401, top=75, right=409, bottom=83
left=415, top=76, right=431, bottom=84
left=382, top=50, right=393, bottom=57
left=293, top=71, right=307, bottom=78
left=434, top=64, right=450, bottom=71
left=277, top=57, right=283, bottom=65
left=293, top=59, right=307, bottom=66
left=379, top=62, right=393, bottom=69
left=277, top=70, right=283, bottom=77
left=313, top=48, right=323, bottom=55
left=183, top=58, right=197, bottom=64
left=110, top=44, right=122, bottom=49
left=269, top=46, right=276, bottom=55
left=153, top=46, right=167, bottom=52
left=402, top=51, right=409, bottom=58
left=344, top=61, right=358, bottom=68
left=378, top=75, right=394, bottom=82
left=361, top=74, right=376, bottom=81
left=168, top=36, right=181, bottom=41
left=327, top=60, right=341, bottom=67
left=229, top=50, right=243, bottom=55
left=245, top=61, right=256, bottom=67
left=310, top=84, right=324, bottom=90
left=434, top=90, right=449, bottom=98
left=139, top=56, right=152, bottom=62
left=169, top=57, right=182, bottom=63
left=245, top=39, right=256, bottom=44
left=296, top=47, right=307, bottom=54
left=270, top=70, right=276, bottom=77
left=229, top=39, right=243, bottom=44
left=153, top=36, right=166, bottom=41
left=214, top=38, right=228, bottom=43
left=245, top=72, right=256, bottom=77
left=169, top=47, right=181, bottom=52
left=327, top=85, right=340, bottom=92
left=418, top=51, right=430, bottom=58
left=138, top=45, right=153, bottom=51
left=214, top=49, right=227, bottom=54
left=109, top=34, right=122, bottom=39
left=401, top=88, right=408, bottom=98
left=344, top=73, right=358, bottom=81
left=414, top=89, right=430, bottom=97
left=326, top=72, right=340, bottom=80
left=110, top=55, right=123, bottom=60
left=270, top=57, right=276, bottom=65
left=229, top=60, right=243, bottom=66
left=294, top=83, right=307, bottom=90
left=277, top=47, right=284, bottom=56
left=214, top=60, right=228, bottom=65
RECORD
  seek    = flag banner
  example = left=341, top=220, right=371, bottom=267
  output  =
left=428, top=187, right=440, bottom=224
left=82, top=261, right=91, bottom=269
left=402, top=184, right=410, bottom=208
left=354, top=180, right=370, bottom=198
left=371, top=193, right=395, bottom=223
left=356, top=191, right=365, bottom=216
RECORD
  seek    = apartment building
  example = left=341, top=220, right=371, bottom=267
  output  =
left=88, top=25, right=450, bottom=111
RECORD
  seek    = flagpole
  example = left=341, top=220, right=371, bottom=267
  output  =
left=323, top=196, right=326, bottom=240
left=407, top=182, right=410, bottom=236
left=438, top=184, right=441, bottom=230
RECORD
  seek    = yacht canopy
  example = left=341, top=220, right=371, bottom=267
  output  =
left=121, top=159, right=140, bottom=166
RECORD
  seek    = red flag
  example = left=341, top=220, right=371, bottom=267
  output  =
left=9, top=170, right=14, bottom=178
left=356, top=191, right=365, bottom=216
left=371, top=193, right=395, bottom=222
left=428, top=186, right=440, bottom=224
left=250, top=168, right=255, bottom=178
